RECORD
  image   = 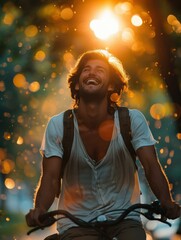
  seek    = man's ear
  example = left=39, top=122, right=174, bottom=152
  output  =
left=75, top=83, right=79, bottom=90
left=108, top=83, right=114, bottom=91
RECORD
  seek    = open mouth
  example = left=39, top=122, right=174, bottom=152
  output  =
left=84, top=78, right=101, bottom=85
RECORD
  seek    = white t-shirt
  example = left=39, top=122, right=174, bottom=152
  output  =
left=40, top=109, right=157, bottom=234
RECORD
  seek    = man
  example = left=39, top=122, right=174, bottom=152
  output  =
left=26, top=49, right=180, bottom=240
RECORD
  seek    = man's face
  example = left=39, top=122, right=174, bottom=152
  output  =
left=76, top=59, right=111, bottom=101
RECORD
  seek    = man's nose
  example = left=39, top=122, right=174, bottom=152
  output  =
left=88, top=68, right=96, bottom=76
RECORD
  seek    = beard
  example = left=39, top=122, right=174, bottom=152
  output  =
left=78, top=85, right=108, bottom=103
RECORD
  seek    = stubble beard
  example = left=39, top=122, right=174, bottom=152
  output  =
left=78, top=87, right=108, bottom=103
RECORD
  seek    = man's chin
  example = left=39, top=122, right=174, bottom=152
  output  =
left=79, top=90, right=107, bottom=102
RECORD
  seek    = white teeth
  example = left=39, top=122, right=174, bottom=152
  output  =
left=86, top=79, right=99, bottom=85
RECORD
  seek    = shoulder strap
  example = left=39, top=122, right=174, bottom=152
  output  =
left=61, top=109, right=74, bottom=178
left=118, top=107, right=137, bottom=167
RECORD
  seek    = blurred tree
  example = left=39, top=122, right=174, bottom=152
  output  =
left=137, top=0, right=181, bottom=132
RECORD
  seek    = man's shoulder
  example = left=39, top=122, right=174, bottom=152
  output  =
left=116, top=107, right=143, bottom=117
left=48, top=110, right=68, bottom=125
left=128, top=108, right=145, bottom=119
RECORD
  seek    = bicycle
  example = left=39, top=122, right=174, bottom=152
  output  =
left=27, top=200, right=172, bottom=240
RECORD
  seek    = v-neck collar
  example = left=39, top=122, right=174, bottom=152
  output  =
left=72, top=110, right=116, bottom=166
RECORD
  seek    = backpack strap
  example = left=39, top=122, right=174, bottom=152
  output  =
left=61, top=109, right=74, bottom=178
left=118, top=107, right=137, bottom=167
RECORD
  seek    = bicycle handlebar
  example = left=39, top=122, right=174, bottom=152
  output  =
left=27, top=201, right=171, bottom=235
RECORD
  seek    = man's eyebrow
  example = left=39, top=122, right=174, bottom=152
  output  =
left=83, top=65, right=91, bottom=68
left=83, top=65, right=107, bottom=70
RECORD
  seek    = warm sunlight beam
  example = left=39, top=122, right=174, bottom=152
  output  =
left=90, top=9, right=120, bottom=40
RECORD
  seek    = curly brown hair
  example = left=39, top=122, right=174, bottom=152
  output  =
left=67, top=49, right=129, bottom=110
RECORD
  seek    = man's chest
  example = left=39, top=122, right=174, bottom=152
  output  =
left=78, top=120, right=114, bottom=161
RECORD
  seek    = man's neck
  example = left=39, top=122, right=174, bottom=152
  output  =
left=75, top=99, right=113, bottom=129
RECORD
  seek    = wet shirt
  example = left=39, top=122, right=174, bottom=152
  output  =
left=40, top=109, right=157, bottom=234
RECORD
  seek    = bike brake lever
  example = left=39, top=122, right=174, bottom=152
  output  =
left=160, top=216, right=172, bottom=227
left=142, top=212, right=171, bottom=227
left=27, top=226, right=42, bottom=235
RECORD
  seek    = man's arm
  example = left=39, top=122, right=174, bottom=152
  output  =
left=136, top=145, right=180, bottom=219
left=26, top=156, right=62, bottom=226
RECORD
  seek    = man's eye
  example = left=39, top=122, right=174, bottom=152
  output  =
left=82, top=68, right=89, bottom=72
left=97, top=69, right=104, bottom=73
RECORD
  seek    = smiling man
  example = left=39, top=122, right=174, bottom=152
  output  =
left=26, top=49, right=180, bottom=240
left=76, top=59, right=110, bottom=101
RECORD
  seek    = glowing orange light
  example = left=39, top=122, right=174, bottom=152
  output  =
left=63, top=52, right=75, bottom=70
left=167, top=158, right=172, bottom=165
left=1, top=159, right=15, bottom=174
left=176, top=133, right=181, bottom=140
left=167, top=14, right=177, bottom=25
left=60, top=7, right=74, bottom=21
left=150, top=103, right=166, bottom=120
left=24, top=25, right=38, bottom=38
left=115, top=2, right=132, bottom=14
left=17, top=136, right=24, bottom=145
left=110, top=93, right=120, bottom=103
left=167, top=14, right=181, bottom=33
left=29, top=81, right=40, bottom=92
left=98, top=120, right=114, bottom=141
left=5, top=178, right=15, bottom=189
left=90, top=9, right=119, bottom=40
left=121, top=28, right=134, bottom=43
left=3, top=13, right=14, bottom=25
left=159, top=147, right=168, bottom=157
left=4, top=132, right=11, bottom=140
left=6, top=217, right=10, bottom=222
left=34, top=50, right=46, bottom=61
left=131, top=15, right=143, bottom=27
left=13, top=73, right=27, bottom=88
left=0, top=81, right=5, bottom=92
left=17, top=115, right=24, bottom=124
left=169, top=150, right=174, bottom=157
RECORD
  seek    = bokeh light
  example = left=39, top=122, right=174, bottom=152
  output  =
left=5, top=178, right=15, bottom=190
left=131, top=15, right=143, bottom=27
left=114, top=2, right=132, bottom=14
left=29, top=81, right=40, bottom=92
left=34, top=50, right=46, bottom=61
left=24, top=25, right=38, bottom=38
left=16, top=136, right=24, bottom=145
left=1, top=159, right=15, bottom=174
left=0, top=81, right=6, bottom=92
left=167, top=14, right=181, bottom=33
left=90, top=9, right=120, bottom=40
left=60, top=7, right=74, bottom=21
left=150, top=103, right=166, bottom=120
left=121, top=28, right=134, bottom=43
left=13, top=73, right=28, bottom=89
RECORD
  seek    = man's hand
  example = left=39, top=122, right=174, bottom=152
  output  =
left=161, top=201, right=181, bottom=220
left=26, top=208, right=46, bottom=227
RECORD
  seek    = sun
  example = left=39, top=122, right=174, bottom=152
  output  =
left=90, top=9, right=120, bottom=40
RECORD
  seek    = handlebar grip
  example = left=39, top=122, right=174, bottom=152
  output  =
left=151, top=201, right=166, bottom=215
left=39, top=215, right=57, bottom=227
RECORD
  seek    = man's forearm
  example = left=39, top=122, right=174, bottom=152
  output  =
left=33, top=177, right=57, bottom=211
left=146, top=165, right=173, bottom=205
